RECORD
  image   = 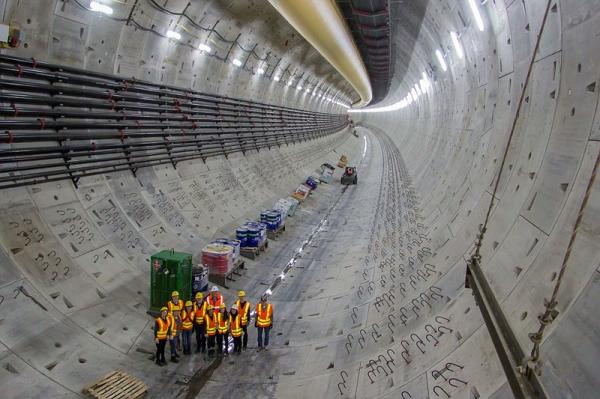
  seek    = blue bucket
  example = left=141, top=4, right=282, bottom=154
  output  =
left=236, top=228, right=248, bottom=246
left=245, top=227, right=260, bottom=247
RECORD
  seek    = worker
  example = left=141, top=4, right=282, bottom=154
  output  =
left=204, top=305, right=218, bottom=358
left=167, top=290, right=184, bottom=314
left=170, top=309, right=182, bottom=361
left=207, top=286, right=223, bottom=308
left=181, top=301, right=194, bottom=355
left=255, top=294, right=273, bottom=351
left=216, top=303, right=229, bottom=356
left=229, top=304, right=243, bottom=355
left=154, top=307, right=171, bottom=366
left=193, top=292, right=207, bottom=353
left=234, top=290, right=251, bottom=350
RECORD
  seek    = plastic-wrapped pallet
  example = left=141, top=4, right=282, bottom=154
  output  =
left=213, top=238, right=241, bottom=262
left=292, top=184, right=311, bottom=202
left=201, top=243, right=234, bottom=275
left=273, top=199, right=291, bottom=224
left=285, top=197, right=299, bottom=216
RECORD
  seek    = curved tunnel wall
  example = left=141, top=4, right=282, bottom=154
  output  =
left=359, top=0, right=599, bottom=396
left=0, top=0, right=598, bottom=398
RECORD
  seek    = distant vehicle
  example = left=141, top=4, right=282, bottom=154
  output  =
left=341, top=166, right=357, bottom=185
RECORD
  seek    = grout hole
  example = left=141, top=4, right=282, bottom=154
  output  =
left=520, top=312, right=528, bottom=321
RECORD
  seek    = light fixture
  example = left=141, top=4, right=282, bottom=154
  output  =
left=287, top=80, right=293, bottom=86
left=414, top=83, right=422, bottom=96
left=166, top=30, right=182, bottom=41
left=232, top=58, right=242, bottom=67
left=305, top=89, right=310, bottom=93
left=257, top=67, right=265, bottom=75
left=420, top=79, right=427, bottom=93
left=435, top=49, right=448, bottom=72
left=265, top=288, right=272, bottom=296
left=90, top=1, right=113, bottom=15
left=274, top=75, right=280, bottom=81
left=297, top=85, right=303, bottom=90
left=450, top=31, right=464, bottom=59
left=198, top=43, right=212, bottom=53
left=279, top=273, right=285, bottom=280
left=468, top=0, right=485, bottom=31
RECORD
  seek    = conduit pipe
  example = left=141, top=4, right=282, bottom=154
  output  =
left=268, top=0, right=372, bottom=107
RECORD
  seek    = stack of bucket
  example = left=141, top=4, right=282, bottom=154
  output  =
left=261, top=210, right=282, bottom=231
left=305, top=176, right=318, bottom=190
left=201, top=243, right=234, bottom=275
left=236, top=221, right=267, bottom=248
left=213, top=238, right=240, bottom=262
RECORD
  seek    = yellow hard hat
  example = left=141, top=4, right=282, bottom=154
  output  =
left=195, top=292, right=203, bottom=299
left=238, top=290, right=246, bottom=297
left=171, top=290, right=179, bottom=297
left=185, top=301, right=193, bottom=307
left=219, top=303, right=226, bottom=309
left=160, top=306, right=168, bottom=312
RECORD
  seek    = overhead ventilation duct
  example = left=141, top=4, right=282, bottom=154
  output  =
left=267, top=0, right=372, bottom=107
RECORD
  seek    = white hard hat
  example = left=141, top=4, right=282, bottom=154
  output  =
left=231, top=304, right=238, bottom=311
left=211, top=286, right=219, bottom=292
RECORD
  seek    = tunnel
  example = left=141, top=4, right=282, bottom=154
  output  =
left=0, top=0, right=598, bottom=398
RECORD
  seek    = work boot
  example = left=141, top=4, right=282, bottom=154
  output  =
left=171, top=357, right=179, bottom=363
left=264, top=347, right=269, bottom=351
left=257, top=346, right=262, bottom=352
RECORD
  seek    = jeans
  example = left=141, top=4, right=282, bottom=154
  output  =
left=257, top=326, right=270, bottom=347
left=242, top=325, right=248, bottom=348
left=182, top=329, right=192, bottom=354
left=195, top=323, right=206, bottom=352
left=169, top=336, right=179, bottom=358
left=216, top=332, right=229, bottom=354
left=233, top=336, right=242, bottom=353
left=155, top=339, right=166, bottom=363
left=207, top=334, right=216, bottom=356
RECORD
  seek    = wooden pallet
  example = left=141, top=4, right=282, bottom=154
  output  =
left=240, top=240, right=268, bottom=260
left=267, top=224, right=286, bottom=240
left=208, top=258, right=245, bottom=288
left=83, top=370, right=147, bottom=399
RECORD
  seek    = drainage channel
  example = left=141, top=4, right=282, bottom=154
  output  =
left=264, top=133, right=369, bottom=297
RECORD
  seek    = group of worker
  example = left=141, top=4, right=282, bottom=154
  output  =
left=153, top=286, right=274, bottom=366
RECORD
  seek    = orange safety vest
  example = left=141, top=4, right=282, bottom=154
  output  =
left=168, top=299, right=184, bottom=314
left=167, top=313, right=177, bottom=336
left=217, top=312, right=229, bottom=334
left=230, top=313, right=242, bottom=337
left=194, top=301, right=207, bottom=324
left=156, top=316, right=171, bottom=340
left=181, top=308, right=194, bottom=331
left=207, top=293, right=223, bottom=308
left=205, top=313, right=218, bottom=336
left=255, top=303, right=273, bottom=327
left=235, top=300, right=251, bottom=326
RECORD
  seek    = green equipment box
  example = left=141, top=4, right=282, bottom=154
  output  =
left=149, top=249, right=192, bottom=314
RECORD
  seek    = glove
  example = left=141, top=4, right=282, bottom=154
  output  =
left=155, top=338, right=159, bottom=344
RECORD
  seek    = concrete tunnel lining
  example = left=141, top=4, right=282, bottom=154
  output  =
left=0, top=0, right=599, bottom=398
